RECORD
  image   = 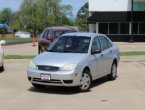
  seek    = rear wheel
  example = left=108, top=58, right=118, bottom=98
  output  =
left=38, top=46, right=43, bottom=54
left=0, top=65, right=4, bottom=72
left=32, top=83, right=46, bottom=89
left=108, top=63, right=117, bottom=80
left=79, top=70, right=92, bottom=92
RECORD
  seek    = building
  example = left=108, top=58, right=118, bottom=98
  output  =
left=88, top=0, right=145, bottom=42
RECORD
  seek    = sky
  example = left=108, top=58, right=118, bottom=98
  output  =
left=0, top=0, right=88, bottom=17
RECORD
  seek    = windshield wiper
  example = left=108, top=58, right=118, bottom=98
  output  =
left=46, top=50, right=55, bottom=52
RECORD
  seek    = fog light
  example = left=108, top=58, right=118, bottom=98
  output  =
left=63, top=80, right=73, bottom=84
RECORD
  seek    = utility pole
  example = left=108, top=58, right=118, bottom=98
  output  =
left=130, top=0, right=134, bottom=43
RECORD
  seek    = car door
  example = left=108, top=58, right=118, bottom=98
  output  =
left=90, top=36, right=104, bottom=78
left=98, top=36, right=113, bottom=74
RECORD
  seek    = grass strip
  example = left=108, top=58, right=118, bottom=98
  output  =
left=4, top=51, right=145, bottom=59
left=120, top=51, right=145, bottom=56
left=1, top=38, right=31, bottom=42
left=4, top=55, right=35, bottom=59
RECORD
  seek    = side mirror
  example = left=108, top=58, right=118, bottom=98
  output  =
left=91, top=49, right=101, bottom=55
left=0, top=40, right=6, bottom=45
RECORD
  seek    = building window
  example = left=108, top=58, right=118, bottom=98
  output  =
left=109, top=23, right=118, bottom=34
left=98, top=23, right=108, bottom=34
left=132, top=22, right=139, bottom=34
left=133, top=2, right=145, bottom=11
left=139, top=22, right=145, bottom=34
left=120, top=23, right=129, bottom=34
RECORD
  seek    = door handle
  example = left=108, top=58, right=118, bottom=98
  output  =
left=110, top=50, right=112, bottom=53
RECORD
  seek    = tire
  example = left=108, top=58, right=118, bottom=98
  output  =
left=79, top=70, right=92, bottom=92
left=38, top=46, right=43, bottom=54
left=108, top=63, right=117, bottom=80
left=0, top=65, right=4, bottom=72
left=32, top=83, right=46, bottom=89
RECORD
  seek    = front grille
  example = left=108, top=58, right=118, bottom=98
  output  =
left=37, top=65, right=59, bottom=71
left=33, top=78, right=62, bottom=84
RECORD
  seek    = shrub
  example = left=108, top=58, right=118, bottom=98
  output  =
left=0, top=27, right=8, bottom=34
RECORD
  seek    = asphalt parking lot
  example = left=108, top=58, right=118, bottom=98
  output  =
left=3, top=42, right=145, bottom=56
left=1, top=43, right=145, bottom=110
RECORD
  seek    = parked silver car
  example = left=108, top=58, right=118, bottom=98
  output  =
left=0, top=40, right=6, bottom=72
left=27, top=32, right=120, bottom=92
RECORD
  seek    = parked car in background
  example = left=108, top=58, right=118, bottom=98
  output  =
left=38, top=26, right=77, bottom=53
left=0, top=24, right=14, bottom=33
left=0, top=40, right=6, bottom=72
left=15, top=31, right=31, bottom=38
left=27, top=32, right=120, bottom=92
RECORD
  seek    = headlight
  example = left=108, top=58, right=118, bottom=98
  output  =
left=60, top=64, right=76, bottom=71
left=29, top=61, right=37, bottom=69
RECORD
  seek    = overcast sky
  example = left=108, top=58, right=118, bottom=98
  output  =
left=0, top=0, right=88, bottom=17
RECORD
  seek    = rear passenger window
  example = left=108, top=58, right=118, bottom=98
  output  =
left=91, top=37, right=101, bottom=51
left=43, top=30, right=50, bottom=39
left=99, top=36, right=110, bottom=50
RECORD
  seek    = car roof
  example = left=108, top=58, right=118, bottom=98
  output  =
left=62, top=32, right=106, bottom=37
left=45, top=26, right=76, bottom=31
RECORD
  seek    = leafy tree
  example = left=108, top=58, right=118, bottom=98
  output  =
left=76, top=2, right=89, bottom=31
left=0, top=8, right=12, bottom=25
left=11, top=11, right=22, bottom=31
left=19, top=0, right=74, bottom=35
left=0, top=27, right=8, bottom=34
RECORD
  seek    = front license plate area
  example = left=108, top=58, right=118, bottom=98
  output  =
left=41, top=74, right=51, bottom=81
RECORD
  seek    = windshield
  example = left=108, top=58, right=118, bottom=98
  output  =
left=47, top=36, right=91, bottom=53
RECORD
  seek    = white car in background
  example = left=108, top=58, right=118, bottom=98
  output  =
left=15, top=31, right=31, bottom=38
left=0, top=40, right=6, bottom=72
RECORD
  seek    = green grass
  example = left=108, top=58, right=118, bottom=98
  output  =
left=120, top=51, right=145, bottom=56
left=4, top=55, right=35, bottom=59
left=4, top=51, right=145, bottom=59
left=1, top=38, right=31, bottom=42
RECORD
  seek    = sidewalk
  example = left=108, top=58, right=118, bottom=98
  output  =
left=115, top=42, right=145, bottom=52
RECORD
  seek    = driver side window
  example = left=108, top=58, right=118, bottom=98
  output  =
left=91, top=37, right=101, bottom=51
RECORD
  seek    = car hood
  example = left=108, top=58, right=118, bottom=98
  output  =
left=33, top=52, right=88, bottom=67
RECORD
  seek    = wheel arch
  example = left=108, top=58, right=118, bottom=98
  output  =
left=113, top=58, right=118, bottom=67
left=83, top=66, right=92, bottom=79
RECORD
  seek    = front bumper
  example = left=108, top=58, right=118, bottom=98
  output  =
left=27, top=68, right=81, bottom=87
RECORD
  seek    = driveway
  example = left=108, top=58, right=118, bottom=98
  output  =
left=0, top=57, right=145, bottom=110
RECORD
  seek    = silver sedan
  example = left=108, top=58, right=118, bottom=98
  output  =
left=27, top=32, right=120, bottom=92
left=0, top=40, right=5, bottom=72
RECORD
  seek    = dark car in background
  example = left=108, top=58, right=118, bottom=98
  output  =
left=38, top=26, right=77, bottom=53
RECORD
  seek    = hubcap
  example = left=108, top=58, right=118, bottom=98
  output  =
left=80, top=73, right=91, bottom=90
left=112, top=64, right=117, bottom=78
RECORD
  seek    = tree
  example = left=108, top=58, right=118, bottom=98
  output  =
left=19, top=0, right=74, bottom=34
left=0, top=8, right=12, bottom=25
left=11, top=11, right=22, bottom=31
left=76, top=2, right=89, bottom=31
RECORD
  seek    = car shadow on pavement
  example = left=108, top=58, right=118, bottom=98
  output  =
left=28, top=86, right=81, bottom=95
left=91, top=76, right=110, bottom=88
left=28, top=76, right=110, bottom=95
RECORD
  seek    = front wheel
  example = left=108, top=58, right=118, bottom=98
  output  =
left=79, top=70, right=92, bottom=92
left=108, top=63, right=117, bottom=80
